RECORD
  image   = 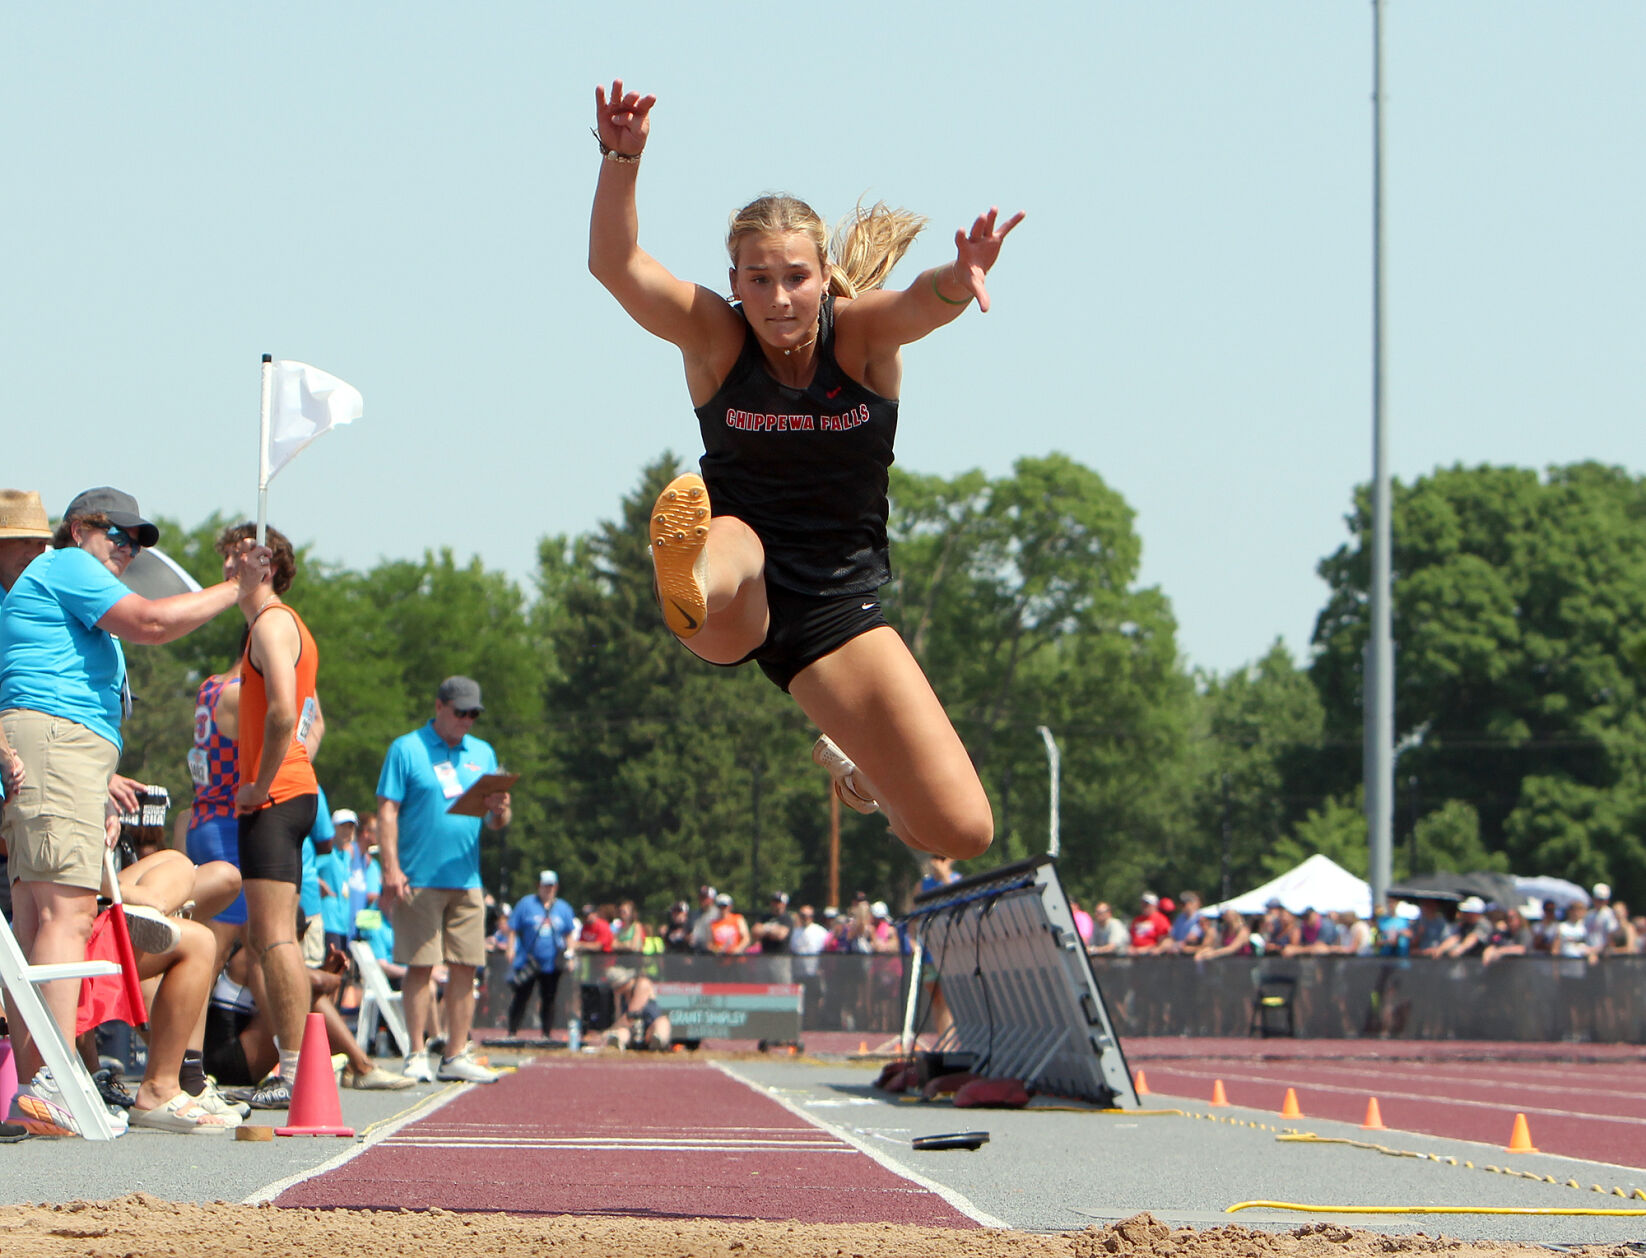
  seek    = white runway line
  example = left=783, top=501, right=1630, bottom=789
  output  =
left=241, top=1082, right=476, bottom=1205
left=714, top=1061, right=1010, bottom=1229
left=384, top=1132, right=850, bottom=1152
left=383, top=1140, right=858, bottom=1152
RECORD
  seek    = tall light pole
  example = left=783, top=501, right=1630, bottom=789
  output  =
left=1367, top=0, right=1395, bottom=908
left=827, top=789, right=840, bottom=911
left=1037, top=725, right=1061, bottom=859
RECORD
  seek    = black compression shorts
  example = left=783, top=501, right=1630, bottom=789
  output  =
left=203, top=1003, right=255, bottom=1086
left=723, top=584, right=889, bottom=692
left=237, top=793, right=318, bottom=886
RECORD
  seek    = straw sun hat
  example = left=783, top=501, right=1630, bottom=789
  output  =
left=0, top=490, right=52, bottom=540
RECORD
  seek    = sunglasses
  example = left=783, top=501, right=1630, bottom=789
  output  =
left=454, top=708, right=481, bottom=720
left=105, top=525, right=144, bottom=556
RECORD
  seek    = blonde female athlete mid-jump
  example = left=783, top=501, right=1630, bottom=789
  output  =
left=588, top=78, right=1022, bottom=862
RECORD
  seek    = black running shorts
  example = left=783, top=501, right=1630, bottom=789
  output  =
left=727, top=584, right=890, bottom=692
left=203, top=1004, right=255, bottom=1086
left=236, top=793, right=318, bottom=886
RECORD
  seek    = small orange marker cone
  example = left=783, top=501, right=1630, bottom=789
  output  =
left=1506, top=1113, right=1538, bottom=1153
left=1133, top=1070, right=1150, bottom=1096
left=1210, top=1079, right=1229, bottom=1106
left=1362, top=1097, right=1386, bottom=1130
left=1280, top=1087, right=1302, bottom=1119
left=859, top=1040, right=868, bottom=1054
left=276, top=1011, right=354, bottom=1138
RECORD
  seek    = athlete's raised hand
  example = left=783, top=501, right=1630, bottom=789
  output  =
left=951, top=207, right=1025, bottom=313
left=594, top=79, right=656, bottom=158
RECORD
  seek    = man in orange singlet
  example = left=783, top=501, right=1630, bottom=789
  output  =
left=220, top=522, right=320, bottom=1110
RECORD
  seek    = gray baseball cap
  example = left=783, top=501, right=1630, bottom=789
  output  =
left=63, top=487, right=159, bottom=549
left=437, top=675, right=484, bottom=711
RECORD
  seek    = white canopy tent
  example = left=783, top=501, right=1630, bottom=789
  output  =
left=1514, top=875, right=1589, bottom=909
left=1514, top=875, right=1589, bottom=920
left=1204, top=854, right=1377, bottom=919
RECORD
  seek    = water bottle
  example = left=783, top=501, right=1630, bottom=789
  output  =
left=567, top=1016, right=581, bottom=1053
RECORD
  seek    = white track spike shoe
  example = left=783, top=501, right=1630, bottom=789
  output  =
left=812, top=735, right=880, bottom=815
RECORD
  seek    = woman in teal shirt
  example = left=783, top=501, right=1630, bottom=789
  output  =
left=1, top=486, right=266, bottom=1136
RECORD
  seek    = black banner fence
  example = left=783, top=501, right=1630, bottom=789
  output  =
left=471, top=952, right=1646, bottom=1043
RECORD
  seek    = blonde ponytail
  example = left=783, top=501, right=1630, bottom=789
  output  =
left=828, top=200, right=927, bottom=298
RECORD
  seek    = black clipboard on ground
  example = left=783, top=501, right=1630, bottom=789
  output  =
left=912, top=1131, right=989, bottom=1152
left=445, top=772, right=520, bottom=817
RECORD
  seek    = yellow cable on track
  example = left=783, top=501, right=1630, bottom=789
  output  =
left=1227, top=1201, right=1646, bottom=1216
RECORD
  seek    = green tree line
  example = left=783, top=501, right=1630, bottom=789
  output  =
left=114, top=456, right=1646, bottom=920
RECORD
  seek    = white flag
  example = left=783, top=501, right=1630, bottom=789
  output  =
left=263, top=360, right=363, bottom=483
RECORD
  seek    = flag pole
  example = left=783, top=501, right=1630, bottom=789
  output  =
left=256, top=353, right=273, bottom=546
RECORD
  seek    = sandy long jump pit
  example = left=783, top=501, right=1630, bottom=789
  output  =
left=2, top=1196, right=1634, bottom=1258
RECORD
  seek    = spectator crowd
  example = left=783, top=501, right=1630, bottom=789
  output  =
left=1076, top=884, right=1641, bottom=964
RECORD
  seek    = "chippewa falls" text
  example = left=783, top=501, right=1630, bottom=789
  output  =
left=721, top=404, right=871, bottom=433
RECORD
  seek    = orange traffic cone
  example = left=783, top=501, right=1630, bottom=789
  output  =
left=1506, top=1113, right=1538, bottom=1154
left=1280, top=1087, right=1302, bottom=1119
left=1361, top=1097, right=1386, bottom=1130
left=276, top=1011, right=355, bottom=1138
left=1133, top=1070, right=1150, bottom=1096
left=1210, top=1079, right=1229, bottom=1106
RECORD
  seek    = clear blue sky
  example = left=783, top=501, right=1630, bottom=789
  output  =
left=5, top=3, right=1641, bottom=675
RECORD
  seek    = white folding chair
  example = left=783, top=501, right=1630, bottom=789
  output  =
left=0, top=914, right=120, bottom=1140
left=350, top=939, right=410, bottom=1058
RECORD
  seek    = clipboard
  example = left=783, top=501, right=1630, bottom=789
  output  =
left=446, top=772, right=520, bottom=817
left=912, top=1131, right=989, bottom=1152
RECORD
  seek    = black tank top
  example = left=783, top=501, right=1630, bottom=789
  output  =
left=693, top=295, right=899, bottom=596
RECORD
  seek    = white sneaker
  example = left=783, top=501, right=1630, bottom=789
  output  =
left=435, top=1045, right=499, bottom=1084
left=12, top=1068, right=128, bottom=1138
left=812, top=735, right=879, bottom=815
left=123, top=905, right=182, bottom=955
left=402, top=1051, right=435, bottom=1083
left=346, top=1065, right=417, bottom=1091
left=196, top=1078, right=252, bottom=1120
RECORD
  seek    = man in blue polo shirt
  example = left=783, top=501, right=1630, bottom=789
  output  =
left=376, top=676, right=512, bottom=1083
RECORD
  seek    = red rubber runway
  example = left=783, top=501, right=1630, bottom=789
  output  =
left=1128, top=1040, right=1646, bottom=1168
left=275, top=1058, right=979, bottom=1225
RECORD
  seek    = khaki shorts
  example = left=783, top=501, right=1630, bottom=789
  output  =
left=1, top=709, right=118, bottom=892
left=392, top=885, right=485, bottom=968
left=301, top=912, right=326, bottom=969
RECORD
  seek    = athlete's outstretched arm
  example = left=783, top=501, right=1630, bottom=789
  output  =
left=843, top=206, right=1026, bottom=354
left=587, top=79, right=738, bottom=359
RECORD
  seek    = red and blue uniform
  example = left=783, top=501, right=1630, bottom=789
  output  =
left=188, top=673, right=238, bottom=825
left=184, top=672, right=247, bottom=924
